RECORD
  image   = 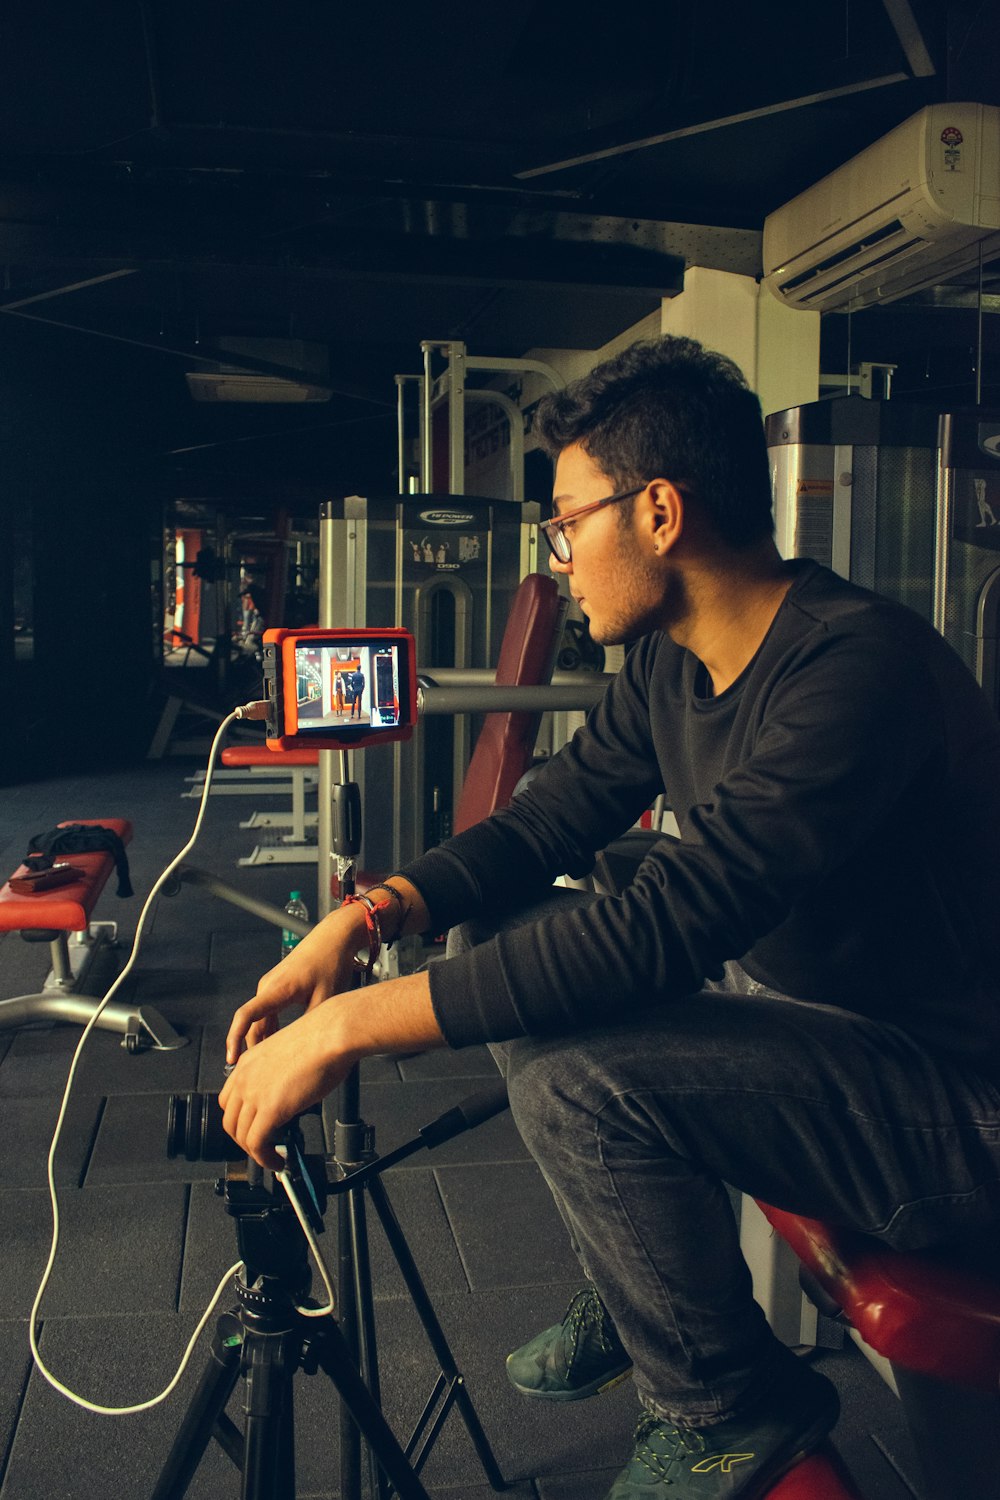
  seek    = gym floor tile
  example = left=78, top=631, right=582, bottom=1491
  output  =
left=371, top=1285, right=638, bottom=1491
left=537, top=1473, right=620, bottom=1498
left=0, top=1183, right=186, bottom=1319
left=0, top=1321, right=32, bottom=1478
left=0, top=1022, right=202, bottom=1098
left=433, top=1160, right=582, bottom=1289
left=209, top=927, right=282, bottom=977
left=3, top=1312, right=237, bottom=1500
left=0, top=1091, right=102, bottom=1188
left=85, top=1092, right=221, bottom=1185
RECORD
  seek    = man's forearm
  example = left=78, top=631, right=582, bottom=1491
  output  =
left=332, top=968, right=443, bottom=1062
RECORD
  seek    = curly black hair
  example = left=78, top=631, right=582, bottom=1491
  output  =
left=533, top=336, right=774, bottom=549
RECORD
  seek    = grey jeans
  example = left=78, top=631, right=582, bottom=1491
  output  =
left=448, top=890, right=1000, bottom=1425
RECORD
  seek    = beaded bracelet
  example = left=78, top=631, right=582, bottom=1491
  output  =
left=364, top=881, right=408, bottom=940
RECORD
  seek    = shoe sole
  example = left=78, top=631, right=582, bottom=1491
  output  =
left=505, top=1357, right=633, bottom=1402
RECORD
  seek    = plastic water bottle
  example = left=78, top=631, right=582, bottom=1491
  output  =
left=281, top=890, right=309, bottom=958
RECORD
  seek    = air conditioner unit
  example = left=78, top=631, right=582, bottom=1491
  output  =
left=762, top=103, right=1000, bottom=313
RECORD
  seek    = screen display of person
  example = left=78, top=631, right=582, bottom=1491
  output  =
left=293, top=640, right=403, bottom=733
left=262, top=626, right=416, bottom=750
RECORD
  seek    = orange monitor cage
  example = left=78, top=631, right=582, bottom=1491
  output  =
left=261, top=627, right=417, bottom=751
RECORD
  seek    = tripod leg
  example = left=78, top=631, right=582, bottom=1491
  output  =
left=308, top=1315, right=433, bottom=1500
left=240, top=1325, right=298, bottom=1500
left=347, top=1186, right=391, bottom=1500
left=367, top=1176, right=508, bottom=1491
left=152, top=1312, right=244, bottom=1500
left=338, top=1174, right=362, bottom=1500
left=335, top=1065, right=366, bottom=1500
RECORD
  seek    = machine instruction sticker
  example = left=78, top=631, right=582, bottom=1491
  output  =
left=795, top=479, right=834, bottom=496
left=404, top=528, right=486, bottom=573
left=953, top=472, right=1000, bottom=550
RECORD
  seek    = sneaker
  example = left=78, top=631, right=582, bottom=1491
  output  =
left=506, top=1285, right=633, bottom=1401
left=604, top=1365, right=839, bottom=1497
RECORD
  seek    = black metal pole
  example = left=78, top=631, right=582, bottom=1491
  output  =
left=330, top=775, right=383, bottom=1500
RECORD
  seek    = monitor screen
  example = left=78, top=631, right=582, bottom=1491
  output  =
left=291, top=639, right=406, bottom=734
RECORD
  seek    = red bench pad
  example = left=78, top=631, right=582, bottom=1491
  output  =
left=221, top=747, right=318, bottom=767
left=0, top=818, right=133, bottom=933
left=768, top=1445, right=864, bottom=1499
left=757, top=1201, right=1000, bottom=1390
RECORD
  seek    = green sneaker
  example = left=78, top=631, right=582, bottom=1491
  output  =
left=506, top=1286, right=633, bottom=1401
left=605, top=1365, right=839, bottom=1497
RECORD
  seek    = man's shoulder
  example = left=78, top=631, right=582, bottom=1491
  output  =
left=781, top=561, right=935, bottom=650
left=773, top=563, right=996, bottom=730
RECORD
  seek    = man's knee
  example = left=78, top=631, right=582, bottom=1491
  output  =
left=501, top=1033, right=597, bottom=1144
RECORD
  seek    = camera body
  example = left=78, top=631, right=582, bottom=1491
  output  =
left=261, top=626, right=417, bottom=751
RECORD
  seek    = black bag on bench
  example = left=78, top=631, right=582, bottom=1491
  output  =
left=24, top=825, right=133, bottom=898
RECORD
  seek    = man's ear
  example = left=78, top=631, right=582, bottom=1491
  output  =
left=645, top=480, right=685, bottom=554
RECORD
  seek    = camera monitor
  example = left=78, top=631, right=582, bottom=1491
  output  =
left=262, top=627, right=417, bottom=750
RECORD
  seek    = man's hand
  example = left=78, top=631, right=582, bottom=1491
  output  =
left=226, top=879, right=429, bottom=1065
left=219, top=971, right=444, bottom=1169
left=219, top=1001, right=356, bottom=1170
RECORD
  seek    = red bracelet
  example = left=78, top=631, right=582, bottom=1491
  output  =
left=341, top=893, right=384, bottom=974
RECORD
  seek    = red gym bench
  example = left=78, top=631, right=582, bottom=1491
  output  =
left=0, top=819, right=185, bottom=1052
left=182, top=746, right=319, bottom=866
left=755, top=1200, right=1000, bottom=1499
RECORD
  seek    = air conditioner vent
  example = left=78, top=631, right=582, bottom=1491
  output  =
left=779, top=219, right=908, bottom=295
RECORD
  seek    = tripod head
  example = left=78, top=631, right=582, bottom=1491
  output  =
left=167, top=1095, right=329, bottom=1300
left=221, top=1145, right=327, bottom=1304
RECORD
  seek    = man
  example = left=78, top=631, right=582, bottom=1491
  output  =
left=221, top=336, right=1000, bottom=1498
left=347, top=665, right=365, bottom=719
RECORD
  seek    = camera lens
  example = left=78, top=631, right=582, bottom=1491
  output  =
left=166, top=1091, right=243, bottom=1162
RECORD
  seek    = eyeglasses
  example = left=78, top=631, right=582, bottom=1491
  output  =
left=540, top=487, right=645, bottom=564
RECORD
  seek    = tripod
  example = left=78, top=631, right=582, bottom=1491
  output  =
left=153, top=1095, right=510, bottom=1500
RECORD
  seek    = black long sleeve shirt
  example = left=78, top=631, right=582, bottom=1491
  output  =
left=400, top=562, right=1000, bottom=1074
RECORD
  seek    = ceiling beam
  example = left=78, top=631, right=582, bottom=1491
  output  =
left=0, top=268, right=137, bottom=310
left=880, top=0, right=937, bottom=78
left=515, top=71, right=910, bottom=179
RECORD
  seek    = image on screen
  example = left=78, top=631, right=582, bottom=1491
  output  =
left=293, top=641, right=403, bottom=732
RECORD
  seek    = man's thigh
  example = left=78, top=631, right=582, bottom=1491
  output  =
left=449, top=888, right=1000, bottom=1247
left=495, top=985, right=1000, bottom=1251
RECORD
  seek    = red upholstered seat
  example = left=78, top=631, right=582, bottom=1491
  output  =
left=755, top=1201, right=1000, bottom=1391
left=221, top=746, right=319, bottom=768
left=0, top=818, right=134, bottom=932
left=452, top=573, right=566, bottom=834
left=753, top=1201, right=1000, bottom=1496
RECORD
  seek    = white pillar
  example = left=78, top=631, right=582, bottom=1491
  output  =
left=660, top=266, right=819, bottom=418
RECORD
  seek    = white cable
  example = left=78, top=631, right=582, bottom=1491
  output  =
left=29, top=708, right=253, bottom=1414
left=31, top=1260, right=244, bottom=1416
left=275, top=1165, right=337, bottom=1317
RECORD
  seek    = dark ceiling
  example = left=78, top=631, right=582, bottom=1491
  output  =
left=1, top=0, right=998, bottom=480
